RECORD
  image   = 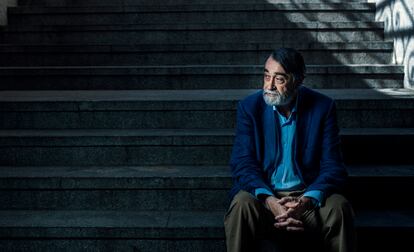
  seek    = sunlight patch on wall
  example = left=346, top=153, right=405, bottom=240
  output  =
left=375, top=0, right=414, bottom=88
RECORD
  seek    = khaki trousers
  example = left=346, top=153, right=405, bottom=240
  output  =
left=224, top=190, right=356, bottom=252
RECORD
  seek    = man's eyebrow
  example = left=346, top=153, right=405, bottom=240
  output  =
left=263, top=69, right=288, bottom=76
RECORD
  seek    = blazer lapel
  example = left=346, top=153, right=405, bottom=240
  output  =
left=295, top=86, right=311, bottom=164
left=262, top=102, right=278, bottom=173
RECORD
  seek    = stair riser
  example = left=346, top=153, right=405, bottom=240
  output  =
left=0, top=240, right=225, bottom=252
left=16, top=0, right=372, bottom=7
left=0, top=135, right=412, bottom=166
left=0, top=51, right=393, bottom=66
left=341, top=135, right=414, bottom=165
left=0, top=189, right=229, bottom=210
left=346, top=176, right=414, bottom=210
left=0, top=29, right=384, bottom=44
left=0, top=228, right=410, bottom=252
left=1, top=177, right=412, bottom=210
left=1, top=101, right=413, bottom=129
left=0, top=74, right=403, bottom=90
left=8, top=11, right=375, bottom=26
left=0, top=96, right=414, bottom=129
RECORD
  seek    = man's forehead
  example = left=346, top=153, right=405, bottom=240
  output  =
left=264, top=68, right=287, bottom=75
left=264, top=59, right=286, bottom=74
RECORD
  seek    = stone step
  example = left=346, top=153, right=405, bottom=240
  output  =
left=0, top=128, right=413, bottom=166
left=0, top=22, right=385, bottom=44
left=16, top=0, right=373, bottom=7
left=1, top=89, right=413, bottom=129
left=0, top=165, right=412, bottom=210
left=0, top=42, right=394, bottom=66
left=0, top=65, right=403, bottom=90
left=7, top=3, right=376, bottom=26
left=0, top=209, right=412, bottom=252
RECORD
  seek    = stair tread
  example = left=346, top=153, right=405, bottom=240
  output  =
left=1, top=164, right=412, bottom=177
left=0, top=128, right=414, bottom=137
left=0, top=165, right=412, bottom=189
left=0, top=209, right=412, bottom=238
left=0, top=128, right=412, bottom=150
left=9, top=3, right=375, bottom=14
left=0, top=64, right=403, bottom=74
left=3, top=21, right=384, bottom=32
left=0, top=42, right=394, bottom=52
left=1, top=88, right=413, bottom=103
left=16, top=0, right=369, bottom=6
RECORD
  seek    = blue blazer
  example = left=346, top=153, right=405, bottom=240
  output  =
left=229, top=86, right=347, bottom=203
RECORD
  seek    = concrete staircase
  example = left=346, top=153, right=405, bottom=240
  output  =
left=0, top=0, right=413, bottom=251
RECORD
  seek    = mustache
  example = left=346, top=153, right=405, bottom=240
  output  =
left=263, top=90, right=279, bottom=95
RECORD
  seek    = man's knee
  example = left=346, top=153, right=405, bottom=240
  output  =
left=323, top=194, right=355, bottom=225
left=226, top=190, right=261, bottom=219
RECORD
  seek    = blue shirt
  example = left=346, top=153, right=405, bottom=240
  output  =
left=255, top=104, right=324, bottom=206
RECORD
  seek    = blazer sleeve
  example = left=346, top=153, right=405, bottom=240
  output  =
left=306, top=100, right=348, bottom=199
left=229, top=101, right=273, bottom=196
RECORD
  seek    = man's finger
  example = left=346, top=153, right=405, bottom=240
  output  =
left=286, top=226, right=305, bottom=232
left=275, top=208, right=297, bottom=221
left=275, top=213, right=288, bottom=221
left=277, top=196, right=296, bottom=204
left=286, top=217, right=303, bottom=226
left=285, top=201, right=299, bottom=208
left=274, top=218, right=303, bottom=228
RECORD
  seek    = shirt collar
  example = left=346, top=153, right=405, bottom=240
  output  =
left=272, top=95, right=298, bottom=114
left=273, top=95, right=298, bottom=124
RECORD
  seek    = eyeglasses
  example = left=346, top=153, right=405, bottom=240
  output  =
left=264, top=73, right=290, bottom=85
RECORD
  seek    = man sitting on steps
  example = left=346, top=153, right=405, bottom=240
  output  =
left=224, top=48, right=356, bottom=252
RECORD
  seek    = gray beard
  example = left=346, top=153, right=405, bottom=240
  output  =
left=262, top=89, right=296, bottom=107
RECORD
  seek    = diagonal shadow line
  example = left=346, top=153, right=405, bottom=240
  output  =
left=286, top=0, right=389, bottom=70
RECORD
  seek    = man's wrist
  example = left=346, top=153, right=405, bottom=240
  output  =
left=300, top=196, right=315, bottom=209
left=264, top=195, right=279, bottom=210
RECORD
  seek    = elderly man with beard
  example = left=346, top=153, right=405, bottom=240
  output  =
left=224, top=48, right=356, bottom=252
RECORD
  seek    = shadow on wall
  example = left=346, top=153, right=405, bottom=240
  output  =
left=374, top=0, right=414, bottom=88
left=0, top=0, right=17, bottom=25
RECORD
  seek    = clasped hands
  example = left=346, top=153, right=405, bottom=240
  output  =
left=264, top=195, right=313, bottom=232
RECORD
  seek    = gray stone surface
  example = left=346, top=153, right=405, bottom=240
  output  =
left=7, top=4, right=376, bottom=26
left=0, top=239, right=226, bottom=252
left=0, top=165, right=231, bottom=187
left=1, top=88, right=413, bottom=102
left=0, top=188, right=229, bottom=210
left=0, top=128, right=412, bottom=166
left=0, top=210, right=225, bottom=238
left=0, top=65, right=404, bottom=89
left=1, top=165, right=413, bottom=187
left=0, top=164, right=412, bottom=183
left=0, top=209, right=412, bottom=235
left=0, top=165, right=412, bottom=210
left=0, top=22, right=385, bottom=44
left=1, top=89, right=413, bottom=128
left=0, top=42, right=394, bottom=66
left=9, top=3, right=376, bottom=13
left=0, top=208, right=412, bottom=252
left=14, top=0, right=375, bottom=7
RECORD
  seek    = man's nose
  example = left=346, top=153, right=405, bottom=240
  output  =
left=270, top=77, right=277, bottom=88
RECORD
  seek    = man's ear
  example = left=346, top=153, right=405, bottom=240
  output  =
left=293, top=74, right=304, bottom=86
left=291, top=74, right=300, bottom=87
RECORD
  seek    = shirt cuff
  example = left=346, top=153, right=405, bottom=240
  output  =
left=303, top=190, right=324, bottom=207
left=255, top=188, right=274, bottom=198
